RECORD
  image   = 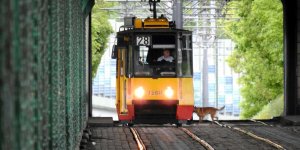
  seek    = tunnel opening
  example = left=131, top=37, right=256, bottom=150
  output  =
left=88, top=0, right=299, bottom=124
left=2, top=0, right=300, bottom=149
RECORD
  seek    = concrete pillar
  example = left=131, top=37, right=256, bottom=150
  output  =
left=172, top=0, right=183, bottom=29
left=282, top=0, right=300, bottom=115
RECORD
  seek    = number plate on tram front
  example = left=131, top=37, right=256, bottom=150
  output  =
left=136, top=35, right=151, bottom=46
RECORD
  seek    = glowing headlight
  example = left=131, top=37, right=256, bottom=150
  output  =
left=134, top=86, right=145, bottom=98
left=164, top=86, right=174, bottom=98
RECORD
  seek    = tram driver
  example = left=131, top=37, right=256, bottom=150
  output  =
left=157, top=49, right=174, bottom=62
left=154, top=49, right=176, bottom=75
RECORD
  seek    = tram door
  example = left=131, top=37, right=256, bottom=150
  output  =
left=117, top=47, right=128, bottom=114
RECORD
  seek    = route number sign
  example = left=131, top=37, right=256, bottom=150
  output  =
left=136, top=35, right=151, bottom=46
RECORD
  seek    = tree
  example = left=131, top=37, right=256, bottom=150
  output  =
left=222, top=0, right=283, bottom=118
left=92, top=0, right=114, bottom=78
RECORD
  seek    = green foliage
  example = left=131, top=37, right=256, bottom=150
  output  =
left=253, top=95, right=284, bottom=119
left=222, top=0, right=283, bottom=118
left=92, top=0, right=114, bottom=78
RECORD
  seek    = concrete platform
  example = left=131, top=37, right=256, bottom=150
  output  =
left=88, top=117, right=114, bottom=127
left=281, top=116, right=300, bottom=125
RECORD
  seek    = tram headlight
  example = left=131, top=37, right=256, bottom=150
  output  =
left=134, top=86, right=145, bottom=99
left=164, top=86, right=174, bottom=99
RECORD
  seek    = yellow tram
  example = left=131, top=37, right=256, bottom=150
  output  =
left=112, top=0, right=194, bottom=125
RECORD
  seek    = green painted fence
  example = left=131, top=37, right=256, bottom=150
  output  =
left=0, top=0, right=94, bottom=149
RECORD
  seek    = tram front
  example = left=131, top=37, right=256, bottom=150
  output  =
left=114, top=29, right=194, bottom=124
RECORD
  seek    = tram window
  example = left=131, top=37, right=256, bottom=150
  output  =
left=139, top=46, right=148, bottom=65
left=134, top=46, right=176, bottom=77
left=178, top=50, right=193, bottom=77
left=146, top=49, right=176, bottom=65
left=156, top=49, right=176, bottom=77
left=134, top=46, right=152, bottom=76
left=182, top=36, right=186, bottom=48
left=152, top=35, right=175, bottom=45
left=182, top=34, right=192, bottom=50
left=127, top=46, right=133, bottom=77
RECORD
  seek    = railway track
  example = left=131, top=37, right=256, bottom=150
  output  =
left=129, top=123, right=279, bottom=150
left=180, top=127, right=214, bottom=150
left=130, top=127, right=147, bottom=150
left=129, top=126, right=214, bottom=150
left=250, top=119, right=274, bottom=127
left=212, top=121, right=286, bottom=150
left=87, top=122, right=300, bottom=150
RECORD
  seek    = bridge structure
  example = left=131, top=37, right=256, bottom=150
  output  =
left=0, top=0, right=300, bottom=150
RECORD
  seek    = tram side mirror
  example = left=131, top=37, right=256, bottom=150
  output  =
left=111, top=45, right=118, bottom=59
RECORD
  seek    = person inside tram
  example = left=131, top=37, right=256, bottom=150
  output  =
left=153, top=49, right=175, bottom=75
left=157, top=49, right=174, bottom=63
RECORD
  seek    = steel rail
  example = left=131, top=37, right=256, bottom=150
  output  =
left=213, top=121, right=285, bottom=150
left=250, top=119, right=273, bottom=127
left=130, top=127, right=147, bottom=150
left=180, top=127, right=215, bottom=150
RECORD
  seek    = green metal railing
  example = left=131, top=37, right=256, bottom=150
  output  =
left=0, top=0, right=94, bottom=149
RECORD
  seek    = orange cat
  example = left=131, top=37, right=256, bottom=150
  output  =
left=194, top=106, right=225, bottom=122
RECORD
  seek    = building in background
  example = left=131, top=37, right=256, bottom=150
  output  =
left=193, top=39, right=241, bottom=118
left=92, top=51, right=116, bottom=98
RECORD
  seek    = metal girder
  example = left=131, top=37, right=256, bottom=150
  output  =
left=101, top=0, right=236, bottom=22
left=184, top=26, right=225, bottom=28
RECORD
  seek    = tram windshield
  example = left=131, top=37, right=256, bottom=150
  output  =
left=132, top=34, right=193, bottom=77
left=134, top=46, right=176, bottom=77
